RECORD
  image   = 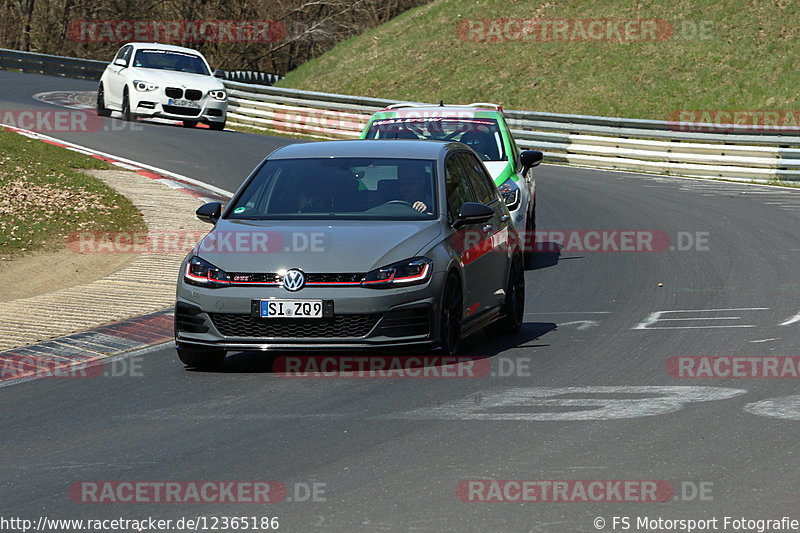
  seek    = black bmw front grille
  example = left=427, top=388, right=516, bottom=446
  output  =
left=162, top=105, right=201, bottom=116
left=209, top=313, right=380, bottom=338
left=185, top=89, right=202, bottom=100
left=165, top=87, right=183, bottom=98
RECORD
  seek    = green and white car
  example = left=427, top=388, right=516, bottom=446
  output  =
left=361, top=103, right=542, bottom=267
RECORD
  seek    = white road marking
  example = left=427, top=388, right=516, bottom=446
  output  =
left=389, top=386, right=746, bottom=421
left=559, top=320, right=599, bottom=330
left=744, top=396, right=800, bottom=421
left=780, top=311, right=800, bottom=326
left=749, top=338, right=779, bottom=343
left=633, top=308, right=768, bottom=330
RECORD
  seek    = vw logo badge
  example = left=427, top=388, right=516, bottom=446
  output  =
left=282, top=269, right=306, bottom=291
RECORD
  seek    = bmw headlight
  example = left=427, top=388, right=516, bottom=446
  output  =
left=361, top=257, right=432, bottom=288
left=133, top=80, right=158, bottom=92
left=497, top=178, right=521, bottom=211
left=209, top=90, right=227, bottom=101
left=184, top=256, right=230, bottom=287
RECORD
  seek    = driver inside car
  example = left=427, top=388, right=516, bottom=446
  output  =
left=397, top=165, right=433, bottom=213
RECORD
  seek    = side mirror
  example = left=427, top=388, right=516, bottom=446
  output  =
left=113, top=58, right=127, bottom=67
left=213, top=68, right=226, bottom=78
left=453, top=202, right=494, bottom=229
left=520, top=150, right=543, bottom=172
left=196, top=202, right=222, bottom=224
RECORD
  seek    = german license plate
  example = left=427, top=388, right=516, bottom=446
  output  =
left=169, top=98, right=200, bottom=108
left=259, top=299, right=323, bottom=319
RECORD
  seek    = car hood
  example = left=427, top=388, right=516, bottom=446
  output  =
left=126, top=68, right=224, bottom=90
left=196, top=219, right=442, bottom=274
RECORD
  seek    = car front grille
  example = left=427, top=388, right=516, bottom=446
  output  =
left=209, top=313, right=381, bottom=338
left=227, top=272, right=365, bottom=286
left=185, top=89, right=203, bottom=100
left=162, top=105, right=201, bottom=116
left=165, top=87, right=183, bottom=98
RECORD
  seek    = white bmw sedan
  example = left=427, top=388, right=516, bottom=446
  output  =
left=97, top=43, right=227, bottom=130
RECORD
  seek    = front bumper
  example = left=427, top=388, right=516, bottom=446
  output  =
left=132, top=93, right=227, bottom=123
left=175, top=275, right=444, bottom=352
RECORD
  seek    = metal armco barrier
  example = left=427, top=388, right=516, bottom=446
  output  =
left=0, top=48, right=106, bottom=80
left=3, top=47, right=800, bottom=182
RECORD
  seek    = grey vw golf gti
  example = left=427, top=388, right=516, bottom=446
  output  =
left=175, top=140, right=531, bottom=368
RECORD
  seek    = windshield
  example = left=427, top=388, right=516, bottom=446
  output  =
left=132, top=50, right=210, bottom=75
left=227, top=157, right=437, bottom=220
left=365, top=117, right=507, bottom=161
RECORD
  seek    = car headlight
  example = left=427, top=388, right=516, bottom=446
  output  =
left=209, top=90, right=227, bottom=101
left=497, top=178, right=521, bottom=211
left=133, top=80, right=158, bottom=92
left=184, top=256, right=230, bottom=287
left=361, top=257, right=432, bottom=288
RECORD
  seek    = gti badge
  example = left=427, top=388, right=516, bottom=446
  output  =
left=282, top=269, right=306, bottom=291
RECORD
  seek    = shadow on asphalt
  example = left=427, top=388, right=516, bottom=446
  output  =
left=531, top=241, right=563, bottom=269
left=184, top=321, right=558, bottom=374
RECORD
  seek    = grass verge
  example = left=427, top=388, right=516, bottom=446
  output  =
left=279, top=0, right=800, bottom=120
left=0, top=128, right=146, bottom=259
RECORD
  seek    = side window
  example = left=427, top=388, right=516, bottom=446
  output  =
left=456, top=152, right=497, bottom=205
left=113, top=47, right=126, bottom=62
left=445, top=155, right=476, bottom=222
left=121, top=46, right=133, bottom=64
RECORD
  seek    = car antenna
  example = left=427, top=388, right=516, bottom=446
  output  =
left=439, top=100, right=444, bottom=107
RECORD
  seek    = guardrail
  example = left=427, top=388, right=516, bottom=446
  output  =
left=3, top=47, right=800, bottom=182
left=222, top=80, right=800, bottom=182
left=0, top=48, right=106, bottom=80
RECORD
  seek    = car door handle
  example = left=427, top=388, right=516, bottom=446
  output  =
left=500, top=215, right=510, bottom=222
left=482, top=224, right=494, bottom=232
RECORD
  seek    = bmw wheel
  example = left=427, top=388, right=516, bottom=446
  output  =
left=439, top=272, right=463, bottom=355
left=182, top=120, right=198, bottom=128
left=121, top=90, right=133, bottom=121
left=96, top=84, right=111, bottom=117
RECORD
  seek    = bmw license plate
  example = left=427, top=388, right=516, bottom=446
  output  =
left=168, top=98, right=200, bottom=108
left=259, top=299, right=324, bottom=319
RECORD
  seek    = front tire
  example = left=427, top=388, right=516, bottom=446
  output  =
left=182, top=120, right=198, bottom=128
left=96, top=84, right=111, bottom=117
left=121, top=90, right=133, bottom=122
left=209, top=120, right=225, bottom=131
left=438, top=272, right=463, bottom=355
left=487, top=253, right=525, bottom=334
left=177, top=347, right=226, bottom=369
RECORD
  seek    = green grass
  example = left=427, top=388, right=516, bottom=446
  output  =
left=279, top=0, right=800, bottom=119
left=0, top=129, right=146, bottom=257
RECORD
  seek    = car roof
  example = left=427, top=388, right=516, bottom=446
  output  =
left=378, top=104, right=504, bottom=115
left=125, top=42, right=205, bottom=55
left=268, top=140, right=460, bottom=160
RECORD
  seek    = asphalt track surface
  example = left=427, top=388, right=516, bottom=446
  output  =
left=2, top=70, right=800, bottom=532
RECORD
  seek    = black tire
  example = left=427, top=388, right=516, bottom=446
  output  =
left=177, top=347, right=226, bottom=369
left=96, top=84, right=111, bottom=117
left=523, top=201, right=536, bottom=270
left=182, top=120, right=198, bottom=128
left=487, top=254, right=525, bottom=334
left=438, top=272, right=463, bottom=355
left=121, top=90, right=133, bottom=122
left=209, top=120, right=225, bottom=131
